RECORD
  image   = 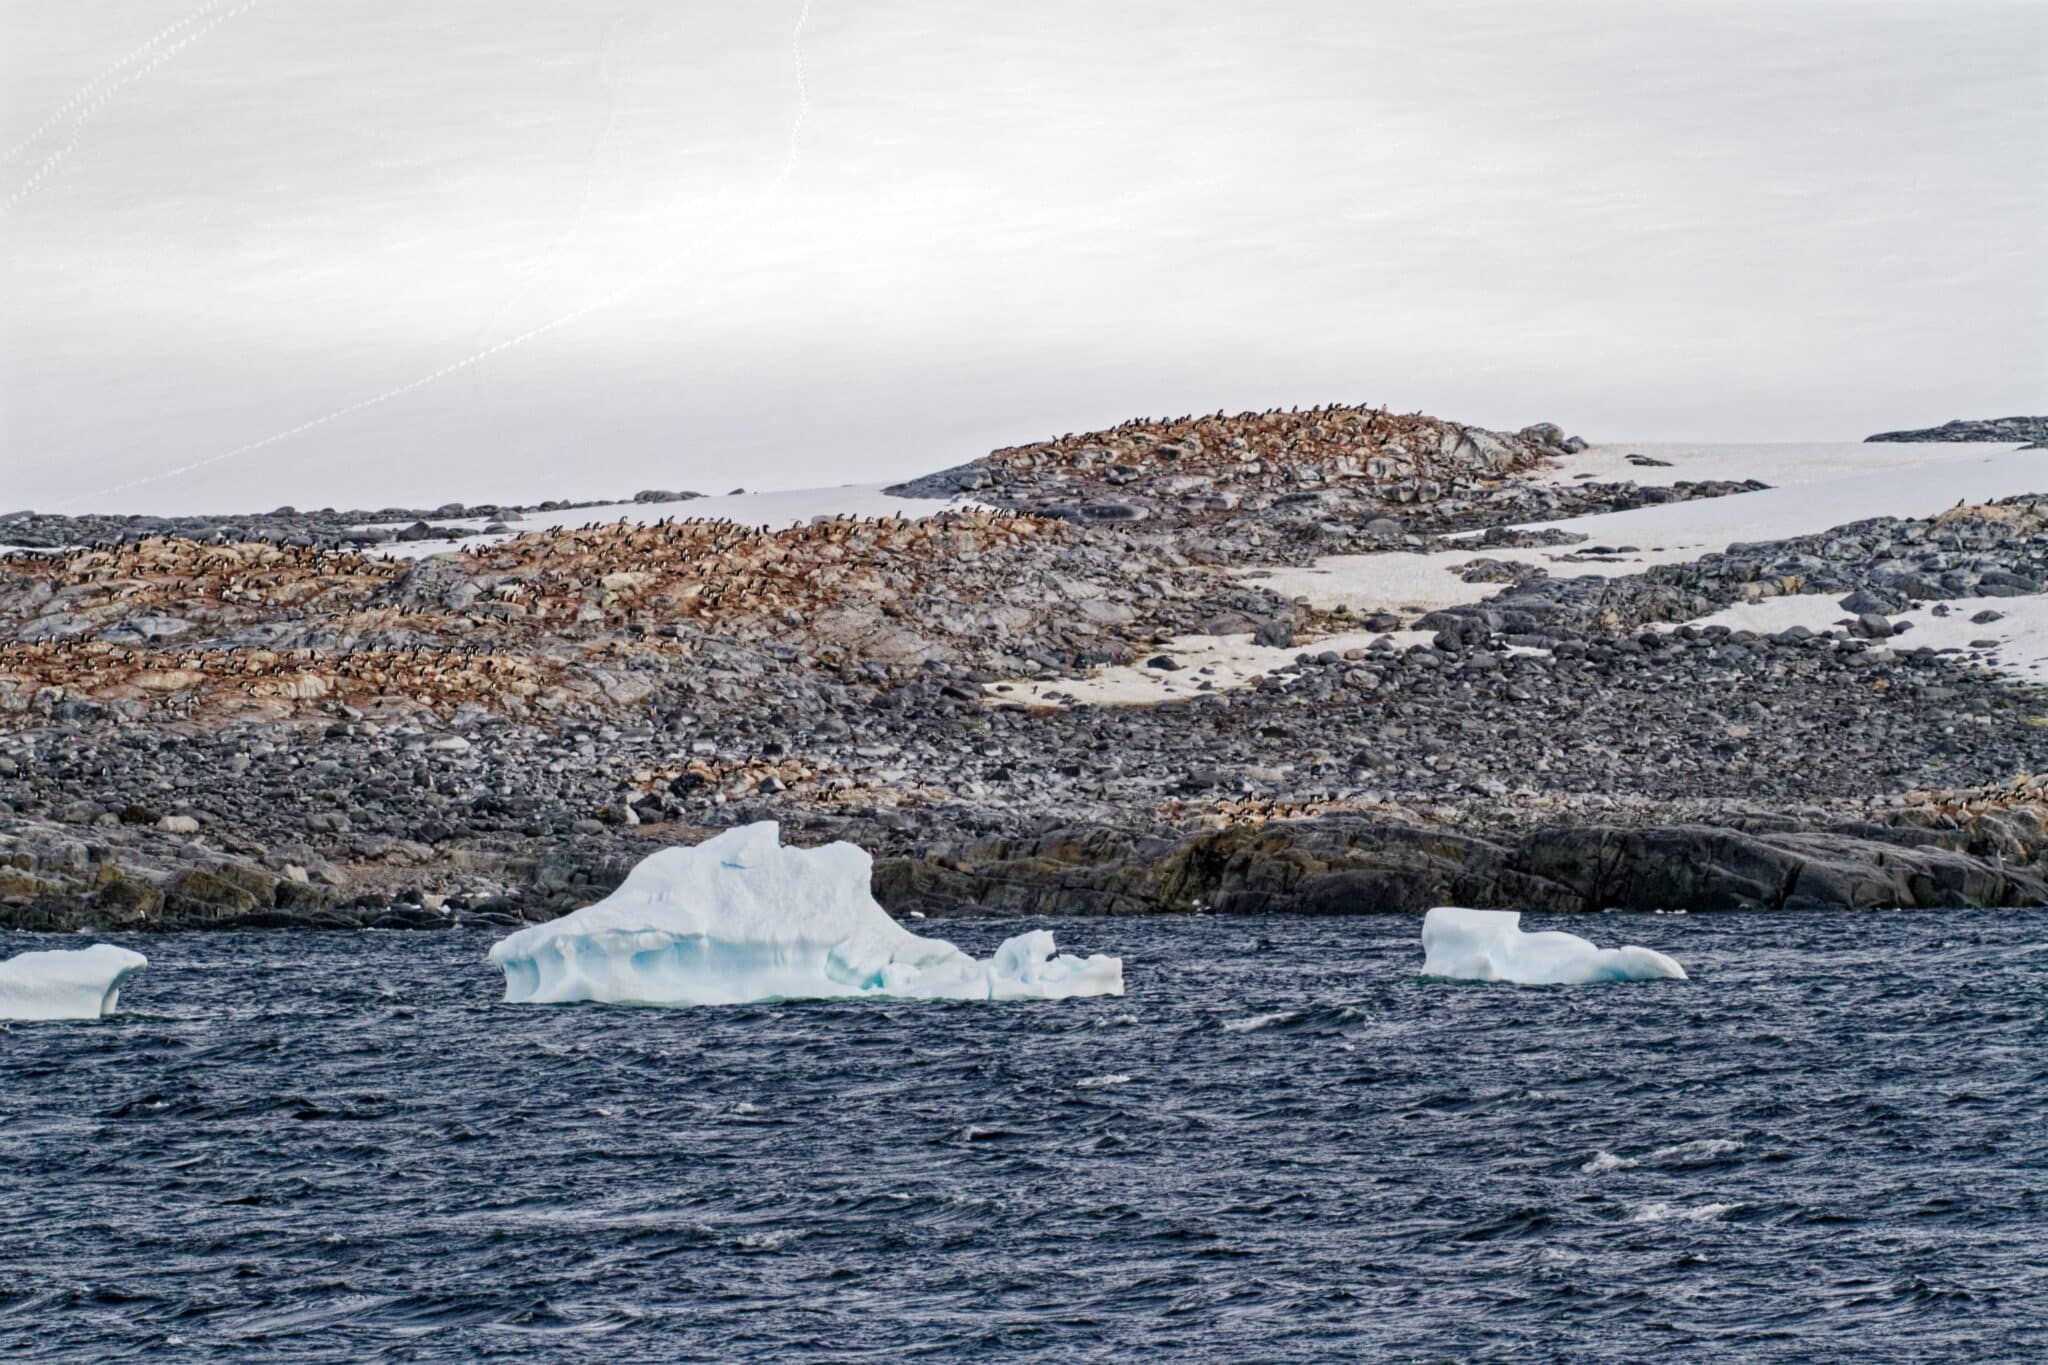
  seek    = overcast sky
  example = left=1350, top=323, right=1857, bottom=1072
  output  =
left=3, top=0, right=2043, bottom=514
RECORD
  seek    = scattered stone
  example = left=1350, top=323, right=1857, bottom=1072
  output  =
left=1252, top=620, right=1295, bottom=649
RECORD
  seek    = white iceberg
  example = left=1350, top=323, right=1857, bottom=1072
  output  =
left=1421, top=907, right=1686, bottom=985
left=488, top=822, right=1123, bottom=1006
left=0, top=944, right=149, bottom=1020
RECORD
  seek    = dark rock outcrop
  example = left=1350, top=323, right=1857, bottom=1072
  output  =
left=871, top=807, right=2048, bottom=917
left=1865, top=417, right=2047, bottom=446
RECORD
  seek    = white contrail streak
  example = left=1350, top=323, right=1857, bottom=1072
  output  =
left=470, top=7, right=634, bottom=349
left=72, top=0, right=815, bottom=508
left=1, top=0, right=227, bottom=166
left=4, top=0, right=264, bottom=215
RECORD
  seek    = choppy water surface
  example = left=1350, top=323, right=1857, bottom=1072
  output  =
left=3, top=913, right=2043, bottom=1361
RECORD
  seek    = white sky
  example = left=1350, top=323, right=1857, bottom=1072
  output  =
left=3, top=0, right=2043, bottom=514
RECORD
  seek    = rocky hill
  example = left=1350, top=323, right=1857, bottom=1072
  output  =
left=4, top=405, right=2047, bottom=928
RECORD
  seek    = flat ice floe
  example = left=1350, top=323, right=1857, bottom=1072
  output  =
left=0, top=944, right=148, bottom=1020
left=488, top=822, right=1122, bottom=1006
left=1421, top=907, right=1686, bottom=985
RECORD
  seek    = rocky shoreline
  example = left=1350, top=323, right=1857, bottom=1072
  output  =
left=5, top=406, right=2046, bottom=929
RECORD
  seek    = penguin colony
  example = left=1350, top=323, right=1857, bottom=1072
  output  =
left=0, top=405, right=1577, bottom=726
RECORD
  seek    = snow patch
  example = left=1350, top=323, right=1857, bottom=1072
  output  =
left=1535, top=440, right=2023, bottom=490
left=1663, top=592, right=2048, bottom=685
left=0, top=944, right=148, bottom=1020
left=487, top=822, right=1122, bottom=1006
left=1421, top=907, right=1687, bottom=985
left=1256, top=443, right=2046, bottom=615
left=985, top=628, right=1433, bottom=709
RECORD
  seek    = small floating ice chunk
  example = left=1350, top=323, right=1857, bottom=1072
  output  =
left=488, top=822, right=1123, bottom=1006
left=0, top=944, right=148, bottom=1020
left=1421, top=907, right=1686, bottom=985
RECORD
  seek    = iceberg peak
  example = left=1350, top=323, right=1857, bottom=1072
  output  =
left=0, top=944, right=149, bottom=1020
left=488, top=822, right=1123, bottom=1006
left=1421, top=906, right=1686, bottom=985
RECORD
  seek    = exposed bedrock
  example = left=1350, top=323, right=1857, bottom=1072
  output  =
left=871, top=807, right=2048, bottom=917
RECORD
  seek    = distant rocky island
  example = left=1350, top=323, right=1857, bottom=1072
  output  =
left=3, top=406, right=2045, bottom=930
left=1866, top=416, right=2046, bottom=446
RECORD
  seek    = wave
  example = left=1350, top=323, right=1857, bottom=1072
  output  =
left=1629, top=1201, right=1742, bottom=1225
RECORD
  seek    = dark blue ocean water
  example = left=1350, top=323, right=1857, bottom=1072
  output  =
left=2, top=913, right=2044, bottom=1362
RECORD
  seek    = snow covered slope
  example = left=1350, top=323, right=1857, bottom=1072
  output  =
left=488, top=823, right=1122, bottom=1006
left=0, top=945, right=148, bottom=1020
